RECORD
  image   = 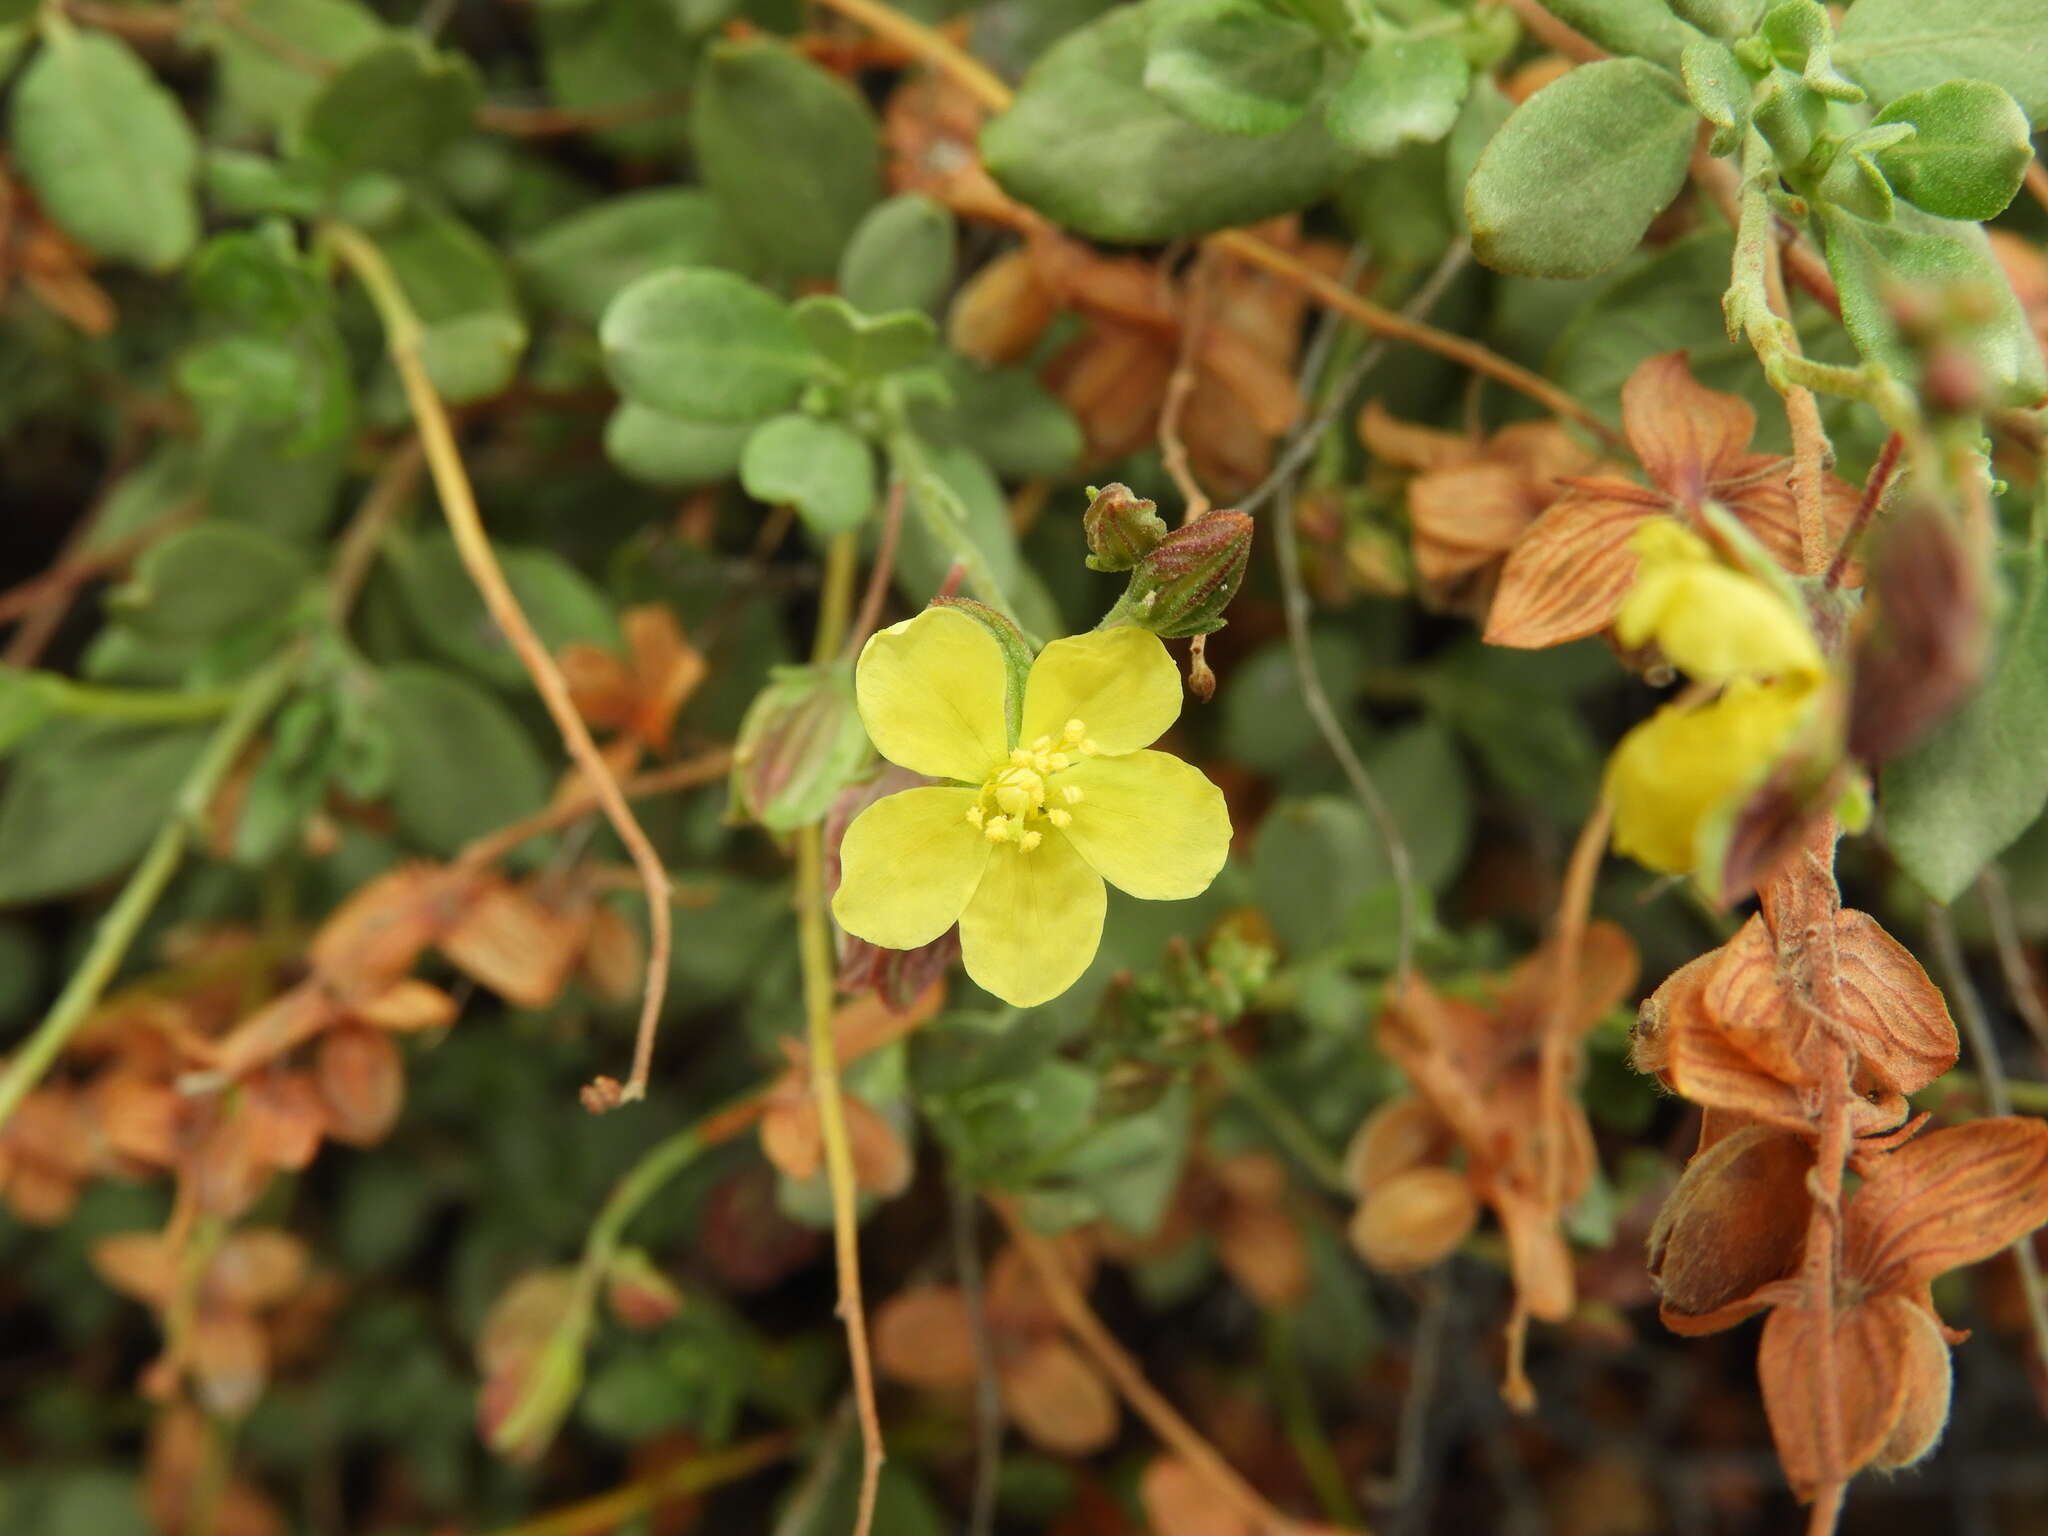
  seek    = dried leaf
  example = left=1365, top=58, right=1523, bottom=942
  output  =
left=352, top=978, right=460, bottom=1033
left=314, top=1025, right=404, bottom=1147
left=1002, top=1337, right=1118, bottom=1455
left=1357, top=401, right=1478, bottom=473
left=842, top=1093, right=913, bottom=1198
left=1347, top=1166, right=1477, bottom=1274
left=1622, top=351, right=1755, bottom=504
left=1139, top=1456, right=1255, bottom=1536
left=1758, top=1298, right=1915, bottom=1497
left=1215, top=1194, right=1309, bottom=1309
left=1844, top=1116, right=2048, bottom=1292
left=873, top=1284, right=979, bottom=1390
left=948, top=247, right=1056, bottom=365
left=1495, top=1185, right=1577, bottom=1322
left=93, top=1230, right=180, bottom=1307
left=439, top=881, right=583, bottom=1009
left=307, top=862, right=456, bottom=999
left=190, top=1308, right=270, bottom=1419
left=208, top=1229, right=309, bottom=1312
left=1343, top=1095, right=1453, bottom=1192
left=1484, top=493, right=1653, bottom=648
left=1831, top=910, right=1959, bottom=1095
left=758, top=1098, right=823, bottom=1184
left=1410, top=462, right=1543, bottom=583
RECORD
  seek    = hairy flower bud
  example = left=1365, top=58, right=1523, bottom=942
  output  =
left=604, top=1247, right=684, bottom=1329
left=730, top=661, right=873, bottom=833
left=1116, top=508, right=1253, bottom=638
left=1082, top=483, right=1168, bottom=572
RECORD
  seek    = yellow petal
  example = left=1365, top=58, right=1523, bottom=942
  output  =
left=1615, top=522, right=1822, bottom=683
left=957, top=833, right=1105, bottom=1007
left=1055, top=751, right=1231, bottom=901
left=831, top=787, right=989, bottom=949
left=1020, top=625, right=1181, bottom=757
left=854, top=607, right=1009, bottom=782
left=1605, top=679, right=1814, bottom=874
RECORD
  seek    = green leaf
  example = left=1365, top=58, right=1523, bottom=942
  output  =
left=1251, top=796, right=1385, bottom=955
left=1818, top=202, right=2046, bottom=404
left=516, top=190, right=750, bottom=324
left=982, top=3, right=1354, bottom=243
left=837, top=194, right=957, bottom=317
left=0, top=668, right=67, bottom=759
left=373, top=202, right=529, bottom=405
left=603, top=402, right=756, bottom=488
left=391, top=533, right=619, bottom=689
left=178, top=228, right=354, bottom=455
left=1681, top=35, right=1748, bottom=151
left=1883, top=550, right=2048, bottom=903
left=691, top=37, right=884, bottom=281
left=1465, top=58, right=1695, bottom=279
left=1323, top=37, right=1470, bottom=158
left=791, top=295, right=938, bottom=380
left=739, top=415, right=876, bottom=537
left=377, top=665, right=548, bottom=855
left=0, top=723, right=209, bottom=905
left=11, top=33, right=199, bottom=272
left=1869, top=81, right=2034, bottom=222
left=1141, top=0, right=1326, bottom=138
left=108, top=524, right=313, bottom=642
left=1836, top=0, right=2048, bottom=126
left=1534, top=0, right=1702, bottom=69
left=927, top=360, right=1084, bottom=480
left=536, top=0, right=700, bottom=156
left=205, top=0, right=385, bottom=138
left=295, top=39, right=483, bottom=173
left=601, top=268, right=814, bottom=421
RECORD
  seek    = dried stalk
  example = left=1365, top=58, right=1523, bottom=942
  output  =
left=321, top=221, right=675, bottom=1108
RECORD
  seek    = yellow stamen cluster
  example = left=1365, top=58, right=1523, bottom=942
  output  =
left=963, top=718, right=1096, bottom=851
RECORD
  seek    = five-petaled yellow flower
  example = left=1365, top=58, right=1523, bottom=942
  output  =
left=1604, top=523, right=1827, bottom=877
left=831, top=607, right=1231, bottom=1007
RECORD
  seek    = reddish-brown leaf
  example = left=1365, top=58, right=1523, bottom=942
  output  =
left=1410, top=462, right=1542, bottom=583
left=1832, top=910, right=1959, bottom=1094
left=1357, top=400, right=1478, bottom=473
left=1844, top=1117, right=2048, bottom=1293
left=1622, top=351, right=1756, bottom=504
left=1648, top=1125, right=1812, bottom=1323
left=314, top=1026, right=404, bottom=1147
left=1343, top=1095, right=1453, bottom=1193
left=1759, top=1298, right=1916, bottom=1497
left=439, top=881, right=583, bottom=1009
left=1483, top=493, right=1654, bottom=648
left=208, top=1228, right=309, bottom=1312
left=1347, top=1166, right=1476, bottom=1275
left=873, top=1284, right=980, bottom=1390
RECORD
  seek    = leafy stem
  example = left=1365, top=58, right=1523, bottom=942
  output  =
left=0, top=643, right=303, bottom=1130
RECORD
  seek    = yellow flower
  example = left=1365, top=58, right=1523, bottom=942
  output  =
left=1614, top=522, right=1822, bottom=684
left=831, top=607, right=1231, bottom=1007
left=1606, top=677, right=1817, bottom=875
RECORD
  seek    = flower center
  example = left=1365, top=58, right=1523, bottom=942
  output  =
left=963, top=718, right=1097, bottom=851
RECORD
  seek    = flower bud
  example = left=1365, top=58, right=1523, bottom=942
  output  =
left=604, top=1247, right=684, bottom=1329
left=1116, top=508, right=1253, bottom=638
left=476, top=1269, right=586, bottom=1463
left=1082, top=483, right=1168, bottom=572
left=1347, top=1166, right=1478, bottom=1273
left=730, top=661, right=874, bottom=833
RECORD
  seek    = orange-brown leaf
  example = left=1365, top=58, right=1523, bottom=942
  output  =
left=1001, top=1337, right=1118, bottom=1456
left=1215, top=1194, right=1309, bottom=1309
left=1347, top=1166, right=1477, bottom=1275
left=1758, top=1298, right=1916, bottom=1497
left=1831, top=910, right=1958, bottom=1094
left=873, top=1284, right=979, bottom=1390
left=1483, top=493, right=1654, bottom=648
left=352, top=978, right=461, bottom=1033
left=1410, top=462, right=1541, bottom=583
left=208, top=1229, right=309, bottom=1312
left=314, top=1026, right=404, bottom=1147
left=1494, top=1185, right=1576, bottom=1323
left=438, top=882, right=583, bottom=1009
left=1622, top=352, right=1755, bottom=504
left=1844, top=1117, right=2048, bottom=1293
left=1139, top=1457, right=1255, bottom=1536
left=1343, top=1095, right=1453, bottom=1193
left=1357, top=400, right=1479, bottom=473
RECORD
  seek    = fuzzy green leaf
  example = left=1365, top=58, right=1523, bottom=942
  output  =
left=1870, top=80, right=2034, bottom=222
left=740, top=415, right=876, bottom=537
left=602, top=268, right=814, bottom=421
left=1324, top=37, right=1470, bottom=158
left=1142, top=0, right=1326, bottom=138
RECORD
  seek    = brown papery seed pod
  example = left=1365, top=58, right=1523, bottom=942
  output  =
left=1647, top=1125, right=1812, bottom=1320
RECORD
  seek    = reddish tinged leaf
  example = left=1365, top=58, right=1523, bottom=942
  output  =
left=1844, top=1117, right=2048, bottom=1293
left=307, top=862, right=457, bottom=1000
left=1759, top=1298, right=1919, bottom=1498
left=352, top=978, right=460, bottom=1033
left=1411, top=462, right=1545, bottom=583
left=1483, top=493, right=1653, bottom=648
left=1358, top=400, right=1478, bottom=473
left=1623, top=351, right=1756, bottom=502
left=1720, top=466, right=1863, bottom=586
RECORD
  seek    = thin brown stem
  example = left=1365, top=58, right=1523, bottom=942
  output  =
left=1824, top=432, right=1901, bottom=590
left=809, top=0, right=1621, bottom=449
left=796, top=825, right=885, bottom=1536
left=1159, top=250, right=1217, bottom=523
left=1495, top=0, right=1604, bottom=60
left=322, top=222, right=674, bottom=1107
left=456, top=748, right=734, bottom=871
left=846, top=478, right=905, bottom=655
left=991, top=1197, right=1350, bottom=1536
left=1978, top=866, right=2048, bottom=1062
left=329, top=436, right=425, bottom=618
left=2027, top=161, right=2048, bottom=220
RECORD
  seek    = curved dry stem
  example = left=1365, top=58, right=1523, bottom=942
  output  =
left=796, top=825, right=886, bottom=1536
left=990, top=1196, right=1353, bottom=1536
left=321, top=221, right=674, bottom=1108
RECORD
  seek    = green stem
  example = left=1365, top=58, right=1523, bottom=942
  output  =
left=1206, top=1042, right=1351, bottom=1196
left=50, top=678, right=242, bottom=723
left=1266, top=1311, right=1367, bottom=1528
left=814, top=531, right=858, bottom=665
left=0, top=646, right=302, bottom=1130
